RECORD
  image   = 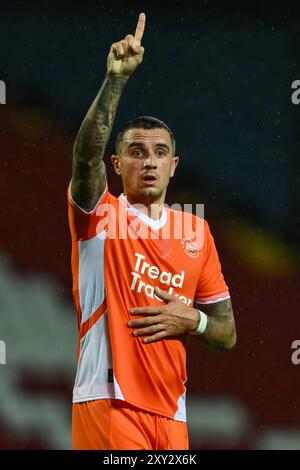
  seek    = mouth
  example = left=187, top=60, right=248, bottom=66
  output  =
left=141, top=174, right=158, bottom=185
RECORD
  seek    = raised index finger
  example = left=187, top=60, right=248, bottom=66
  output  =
left=134, top=12, right=146, bottom=44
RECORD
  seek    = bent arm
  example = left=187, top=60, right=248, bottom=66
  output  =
left=193, top=298, right=237, bottom=351
left=71, top=74, right=128, bottom=211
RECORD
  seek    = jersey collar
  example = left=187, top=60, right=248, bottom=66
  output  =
left=118, top=193, right=167, bottom=231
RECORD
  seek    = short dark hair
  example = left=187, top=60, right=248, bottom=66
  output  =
left=115, top=116, right=176, bottom=155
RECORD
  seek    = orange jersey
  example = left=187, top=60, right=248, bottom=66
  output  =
left=67, top=184, right=230, bottom=422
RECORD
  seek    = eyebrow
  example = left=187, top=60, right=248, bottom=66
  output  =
left=127, top=142, right=170, bottom=151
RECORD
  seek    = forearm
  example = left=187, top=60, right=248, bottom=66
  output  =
left=192, top=299, right=236, bottom=351
left=127, top=288, right=237, bottom=347
left=72, top=74, right=128, bottom=208
left=197, top=314, right=236, bottom=351
left=74, top=74, right=128, bottom=162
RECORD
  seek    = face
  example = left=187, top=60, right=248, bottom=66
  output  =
left=111, top=128, right=179, bottom=204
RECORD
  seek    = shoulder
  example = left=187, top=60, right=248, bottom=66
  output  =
left=165, top=205, right=208, bottom=229
left=165, top=206, right=209, bottom=250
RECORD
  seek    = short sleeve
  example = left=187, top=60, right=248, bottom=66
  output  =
left=195, top=220, right=230, bottom=304
left=67, top=181, right=115, bottom=241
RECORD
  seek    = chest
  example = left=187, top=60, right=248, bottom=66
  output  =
left=104, top=234, right=204, bottom=295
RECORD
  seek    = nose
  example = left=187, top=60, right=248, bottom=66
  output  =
left=143, top=151, right=157, bottom=169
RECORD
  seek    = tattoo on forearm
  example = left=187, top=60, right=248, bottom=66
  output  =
left=194, top=299, right=236, bottom=351
left=72, top=75, right=128, bottom=209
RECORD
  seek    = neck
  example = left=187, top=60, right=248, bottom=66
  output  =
left=124, top=192, right=166, bottom=220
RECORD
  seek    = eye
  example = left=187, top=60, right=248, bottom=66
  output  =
left=157, top=149, right=166, bottom=157
left=132, top=149, right=144, bottom=157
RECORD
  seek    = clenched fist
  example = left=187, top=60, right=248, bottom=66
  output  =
left=107, top=12, right=146, bottom=78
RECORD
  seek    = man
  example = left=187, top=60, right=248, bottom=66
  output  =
left=68, top=12, right=236, bottom=450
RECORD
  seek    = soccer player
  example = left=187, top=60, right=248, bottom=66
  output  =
left=68, top=12, right=236, bottom=450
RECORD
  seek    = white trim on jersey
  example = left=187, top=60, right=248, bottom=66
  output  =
left=73, top=228, right=126, bottom=404
left=73, top=311, right=124, bottom=403
left=118, top=193, right=167, bottom=230
left=78, top=231, right=106, bottom=324
left=195, top=293, right=231, bottom=305
left=174, top=391, right=187, bottom=422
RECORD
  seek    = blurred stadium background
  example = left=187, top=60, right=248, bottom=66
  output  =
left=0, top=0, right=299, bottom=450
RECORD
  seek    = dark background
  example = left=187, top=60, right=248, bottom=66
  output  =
left=0, top=0, right=299, bottom=449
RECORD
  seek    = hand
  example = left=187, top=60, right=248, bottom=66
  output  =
left=128, top=286, right=199, bottom=344
left=107, top=12, right=146, bottom=78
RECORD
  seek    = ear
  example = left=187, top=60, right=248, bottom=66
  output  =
left=170, top=156, right=179, bottom=178
left=111, top=154, right=122, bottom=176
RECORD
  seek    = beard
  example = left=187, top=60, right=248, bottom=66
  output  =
left=137, top=185, right=165, bottom=202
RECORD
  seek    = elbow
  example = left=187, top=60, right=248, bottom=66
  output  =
left=222, top=328, right=237, bottom=351
left=223, top=318, right=237, bottom=351
left=224, top=332, right=237, bottom=351
left=214, top=329, right=237, bottom=352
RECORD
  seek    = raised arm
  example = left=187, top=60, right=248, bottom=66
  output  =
left=71, top=13, right=146, bottom=211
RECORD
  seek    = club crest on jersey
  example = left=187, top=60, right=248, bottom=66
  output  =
left=181, top=238, right=199, bottom=258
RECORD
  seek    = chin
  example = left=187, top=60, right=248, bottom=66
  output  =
left=140, top=187, right=161, bottom=198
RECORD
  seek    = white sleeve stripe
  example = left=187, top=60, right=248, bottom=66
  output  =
left=195, top=294, right=231, bottom=305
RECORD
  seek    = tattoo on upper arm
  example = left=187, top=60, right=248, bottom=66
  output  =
left=72, top=76, right=127, bottom=209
